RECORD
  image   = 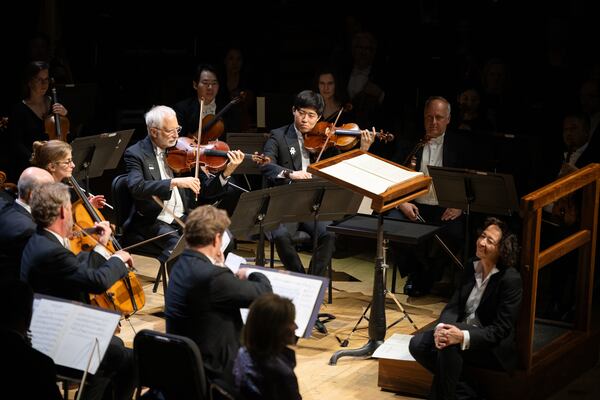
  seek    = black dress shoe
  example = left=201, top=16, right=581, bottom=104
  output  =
left=314, top=319, right=327, bottom=334
left=404, top=280, right=429, bottom=297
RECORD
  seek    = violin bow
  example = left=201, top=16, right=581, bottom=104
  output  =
left=194, top=98, right=205, bottom=201
left=315, top=107, right=344, bottom=164
left=72, top=222, right=136, bottom=270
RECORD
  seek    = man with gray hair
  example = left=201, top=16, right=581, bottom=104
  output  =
left=0, top=166, right=53, bottom=280
left=123, top=105, right=244, bottom=265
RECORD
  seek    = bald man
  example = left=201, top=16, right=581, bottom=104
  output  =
left=0, top=167, right=54, bottom=280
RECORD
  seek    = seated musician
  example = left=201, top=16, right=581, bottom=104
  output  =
left=20, top=182, right=136, bottom=400
left=260, top=89, right=374, bottom=277
left=30, top=139, right=106, bottom=208
left=0, top=166, right=53, bottom=281
left=173, top=63, right=245, bottom=215
left=409, top=217, right=522, bottom=400
left=389, top=96, right=470, bottom=297
left=123, top=105, right=243, bottom=264
left=165, top=205, right=272, bottom=385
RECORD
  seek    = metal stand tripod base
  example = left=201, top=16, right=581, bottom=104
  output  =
left=329, top=339, right=384, bottom=365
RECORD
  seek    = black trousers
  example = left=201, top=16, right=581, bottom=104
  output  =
left=270, top=221, right=335, bottom=277
left=409, top=327, right=501, bottom=400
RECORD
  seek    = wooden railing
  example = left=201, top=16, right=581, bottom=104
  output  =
left=518, top=163, right=599, bottom=371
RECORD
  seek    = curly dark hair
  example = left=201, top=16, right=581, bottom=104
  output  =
left=479, top=217, right=520, bottom=269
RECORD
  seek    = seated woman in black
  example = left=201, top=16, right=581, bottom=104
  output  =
left=233, top=293, right=301, bottom=400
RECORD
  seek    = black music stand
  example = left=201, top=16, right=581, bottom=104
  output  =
left=71, top=129, right=134, bottom=190
left=428, top=166, right=519, bottom=260
left=229, top=186, right=275, bottom=267
left=327, top=214, right=442, bottom=364
left=226, top=132, right=269, bottom=191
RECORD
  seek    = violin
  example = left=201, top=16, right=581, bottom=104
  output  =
left=166, top=136, right=270, bottom=174
left=68, top=176, right=145, bottom=317
left=191, top=93, right=245, bottom=144
left=303, top=121, right=394, bottom=154
left=44, top=80, right=70, bottom=141
left=403, top=135, right=432, bottom=170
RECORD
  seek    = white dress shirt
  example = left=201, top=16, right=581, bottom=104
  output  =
left=415, top=133, right=445, bottom=206
left=202, top=100, right=217, bottom=120
left=155, top=146, right=185, bottom=225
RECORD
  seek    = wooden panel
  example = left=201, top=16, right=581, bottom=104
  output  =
left=378, top=359, right=431, bottom=396
left=538, top=230, right=591, bottom=269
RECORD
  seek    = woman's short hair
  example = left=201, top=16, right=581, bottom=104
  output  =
left=480, top=217, right=519, bottom=269
left=243, top=293, right=296, bottom=360
left=30, top=140, right=72, bottom=169
left=30, top=182, right=70, bottom=227
left=184, top=205, right=230, bottom=247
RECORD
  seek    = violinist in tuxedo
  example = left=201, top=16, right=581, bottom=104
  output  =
left=0, top=166, right=53, bottom=281
left=260, top=90, right=374, bottom=276
left=20, top=182, right=135, bottom=400
left=390, top=96, right=471, bottom=297
left=124, top=105, right=243, bottom=263
left=173, top=64, right=246, bottom=215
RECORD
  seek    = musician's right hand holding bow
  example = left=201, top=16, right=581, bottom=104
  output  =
left=171, top=176, right=201, bottom=194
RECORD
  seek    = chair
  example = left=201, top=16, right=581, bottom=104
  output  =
left=111, top=174, right=168, bottom=294
left=133, top=329, right=207, bottom=399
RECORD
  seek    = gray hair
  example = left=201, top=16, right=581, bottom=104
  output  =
left=145, top=105, right=176, bottom=133
left=424, top=96, right=451, bottom=115
left=30, top=182, right=70, bottom=227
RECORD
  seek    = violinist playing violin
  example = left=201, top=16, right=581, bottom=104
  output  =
left=7, top=61, right=68, bottom=181
left=390, top=96, right=471, bottom=297
left=20, top=182, right=136, bottom=400
left=123, top=105, right=243, bottom=266
left=260, top=90, right=375, bottom=277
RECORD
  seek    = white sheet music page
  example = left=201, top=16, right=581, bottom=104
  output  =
left=244, top=268, right=323, bottom=337
left=30, top=296, right=121, bottom=374
left=372, top=333, right=416, bottom=360
left=321, top=153, right=423, bottom=194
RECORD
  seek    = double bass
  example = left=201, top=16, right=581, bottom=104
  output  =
left=69, top=177, right=145, bottom=316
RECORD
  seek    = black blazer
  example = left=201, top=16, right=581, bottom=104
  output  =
left=124, top=136, right=224, bottom=227
left=165, top=249, right=272, bottom=381
left=20, top=228, right=128, bottom=303
left=0, top=202, right=36, bottom=280
left=439, top=259, right=522, bottom=371
left=260, top=124, right=338, bottom=185
left=392, top=130, right=470, bottom=171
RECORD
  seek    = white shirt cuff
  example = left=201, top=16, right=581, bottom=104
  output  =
left=219, top=174, right=230, bottom=186
left=461, top=330, right=470, bottom=350
left=93, top=245, right=112, bottom=260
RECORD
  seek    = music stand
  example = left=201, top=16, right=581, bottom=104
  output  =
left=225, top=132, right=269, bottom=176
left=229, top=186, right=275, bottom=267
left=71, top=130, right=134, bottom=190
left=428, top=166, right=519, bottom=260
left=307, top=150, right=431, bottom=364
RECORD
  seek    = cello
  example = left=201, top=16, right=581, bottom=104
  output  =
left=69, top=176, right=145, bottom=316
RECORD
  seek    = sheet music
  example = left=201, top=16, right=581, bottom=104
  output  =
left=244, top=267, right=325, bottom=338
left=371, top=333, right=415, bottom=360
left=30, top=296, right=120, bottom=374
left=321, top=153, right=423, bottom=194
left=225, top=252, right=246, bottom=274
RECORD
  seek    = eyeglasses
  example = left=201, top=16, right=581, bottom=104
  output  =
left=54, top=159, right=74, bottom=166
left=478, top=232, right=499, bottom=246
left=295, top=109, right=319, bottom=120
left=199, top=80, right=219, bottom=87
left=157, top=126, right=182, bottom=135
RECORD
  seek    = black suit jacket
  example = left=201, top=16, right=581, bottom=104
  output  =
left=392, top=130, right=470, bottom=171
left=20, top=229, right=128, bottom=303
left=260, top=124, right=339, bottom=185
left=173, top=96, right=233, bottom=139
left=439, top=259, right=522, bottom=371
left=124, top=136, right=224, bottom=228
left=0, top=202, right=36, bottom=280
left=165, top=249, right=272, bottom=381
